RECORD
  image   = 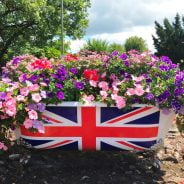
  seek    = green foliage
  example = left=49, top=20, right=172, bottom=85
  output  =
left=82, top=39, right=109, bottom=53
left=0, top=0, right=91, bottom=65
left=108, top=43, right=125, bottom=53
left=124, top=36, right=148, bottom=52
left=153, top=13, right=184, bottom=68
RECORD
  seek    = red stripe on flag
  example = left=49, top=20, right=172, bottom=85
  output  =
left=45, top=140, right=72, bottom=149
left=117, top=141, right=144, bottom=151
left=106, top=107, right=152, bottom=124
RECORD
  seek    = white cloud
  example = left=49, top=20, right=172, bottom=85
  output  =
left=69, top=39, right=86, bottom=53
left=70, top=0, right=184, bottom=53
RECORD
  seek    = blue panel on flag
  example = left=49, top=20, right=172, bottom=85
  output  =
left=101, top=142, right=126, bottom=151
left=22, top=138, right=52, bottom=147
left=57, top=142, right=78, bottom=150
left=101, top=107, right=139, bottom=123
left=46, top=106, right=77, bottom=123
left=129, top=140, right=157, bottom=148
left=125, top=111, right=160, bottom=125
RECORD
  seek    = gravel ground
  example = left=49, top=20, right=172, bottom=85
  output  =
left=0, top=125, right=183, bottom=184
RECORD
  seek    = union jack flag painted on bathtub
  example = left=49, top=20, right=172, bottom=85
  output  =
left=20, top=105, right=160, bottom=151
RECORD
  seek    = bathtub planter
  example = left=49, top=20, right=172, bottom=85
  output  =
left=20, top=102, right=175, bottom=151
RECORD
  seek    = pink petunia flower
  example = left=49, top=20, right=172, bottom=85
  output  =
left=28, top=110, right=38, bottom=120
left=100, top=90, right=108, bottom=100
left=23, top=119, right=33, bottom=129
left=98, top=81, right=109, bottom=91
left=82, top=94, right=95, bottom=103
left=111, top=94, right=126, bottom=109
left=134, top=86, right=145, bottom=96
left=0, top=142, right=8, bottom=151
left=32, top=93, right=42, bottom=103
left=40, top=91, right=47, bottom=98
left=20, top=87, right=30, bottom=96
left=16, top=95, right=25, bottom=102
left=126, top=88, right=136, bottom=96
left=89, top=80, right=97, bottom=87
left=29, top=84, right=40, bottom=92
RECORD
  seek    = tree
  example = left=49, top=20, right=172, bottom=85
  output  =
left=108, top=43, right=125, bottom=53
left=153, top=13, right=184, bottom=68
left=0, top=0, right=90, bottom=65
left=82, top=39, right=109, bottom=53
left=124, top=36, right=148, bottom=52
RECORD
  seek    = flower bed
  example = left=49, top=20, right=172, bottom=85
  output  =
left=0, top=50, right=183, bottom=151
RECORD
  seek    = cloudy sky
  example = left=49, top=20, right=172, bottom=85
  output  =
left=70, top=0, right=184, bottom=52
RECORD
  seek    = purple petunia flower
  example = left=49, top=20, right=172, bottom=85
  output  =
left=43, top=78, right=50, bottom=84
left=146, top=78, right=152, bottom=83
left=110, top=51, right=119, bottom=57
left=57, top=91, right=64, bottom=100
left=145, top=93, right=154, bottom=100
left=12, top=57, right=21, bottom=65
left=37, top=103, right=46, bottom=112
left=0, top=92, right=6, bottom=100
left=29, top=75, right=38, bottom=83
left=47, top=92, right=55, bottom=98
left=57, top=67, right=67, bottom=76
left=159, top=65, right=169, bottom=71
left=69, top=67, right=78, bottom=75
left=27, top=103, right=38, bottom=110
left=55, top=83, right=63, bottom=89
left=124, top=60, right=130, bottom=67
left=174, top=88, right=184, bottom=96
left=120, top=54, right=127, bottom=60
left=160, top=56, right=172, bottom=64
left=171, top=99, right=181, bottom=111
left=75, top=81, right=84, bottom=90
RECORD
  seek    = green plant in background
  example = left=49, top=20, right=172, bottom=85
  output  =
left=153, top=13, right=184, bottom=69
left=108, top=43, right=125, bottom=53
left=82, top=39, right=109, bottom=53
left=124, top=36, right=148, bottom=52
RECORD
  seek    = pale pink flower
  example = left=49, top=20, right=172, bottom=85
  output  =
left=101, top=72, right=106, bottom=78
left=28, top=110, right=38, bottom=120
left=16, top=95, right=25, bottom=102
left=134, top=86, right=145, bottom=96
left=0, top=142, right=8, bottom=151
left=23, top=119, right=33, bottom=129
left=111, top=94, right=126, bottom=109
left=29, top=84, right=40, bottom=92
left=20, top=87, right=29, bottom=96
left=126, top=88, right=136, bottom=96
left=5, top=92, right=12, bottom=100
left=82, top=94, right=95, bottom=103
left=89, top=80, right=97, bottom=87
left=40, top=82, right=48, bottom=87
left=0, top=102, right=2, bottom=109
left=6, top=108, right=16, bottom=117
left=26, top=63, right=34, bottom=72
left=40, top=91, right=47, bottom=98
left=5, top=98, right=16, bottom=107
left=132, top=75, right=144, bottom=82
left=32, top=93, right=42, bottom=103
left=100, top=90, right=108, bottom=100
left=98, top=81, right=109, bottom=91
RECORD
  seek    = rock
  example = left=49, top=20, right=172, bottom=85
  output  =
left=0, top=161, right=5, bottom=165
left=81, top=176, right=90, bottom=180
left=9, top=154, right=21, bottom=160
left=125, top=171, right=133, bottom=175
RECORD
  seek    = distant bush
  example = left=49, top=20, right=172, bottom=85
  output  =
left=124, top=36, right=148, bottom=52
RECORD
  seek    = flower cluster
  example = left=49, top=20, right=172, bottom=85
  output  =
left=0, top=51, right=183, bottom=151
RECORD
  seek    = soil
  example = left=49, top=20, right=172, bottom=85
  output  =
left=0, top=124, right=184, bottom=184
